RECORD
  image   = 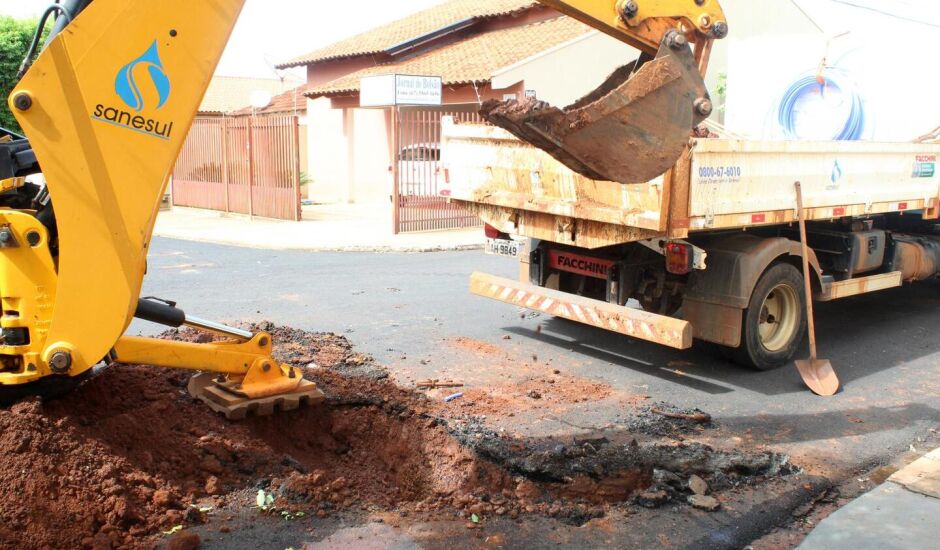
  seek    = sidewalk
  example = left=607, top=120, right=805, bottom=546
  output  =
left=153, top=204, right=485, bottom=252
left=798, top=447, right=940, bottom=550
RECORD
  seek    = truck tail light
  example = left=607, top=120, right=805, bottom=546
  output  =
left=665, top=243, right=693, bottom=275
left=484, top=224, right=501, bottom=239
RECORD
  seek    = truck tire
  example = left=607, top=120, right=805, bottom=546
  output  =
left=733, top=262, right=806, bottom=370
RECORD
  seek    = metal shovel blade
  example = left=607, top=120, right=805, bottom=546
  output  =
left=794, top=358, right=840, bottom=396
left=480, top=36, right=709, bottom=184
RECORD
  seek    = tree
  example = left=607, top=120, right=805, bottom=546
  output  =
left=1, top=16, right=47, bottom=134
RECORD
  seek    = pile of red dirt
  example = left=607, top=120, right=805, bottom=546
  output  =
left=0, top=324, right=794, bottom=549
left=0, top=327, right=509, bottom=549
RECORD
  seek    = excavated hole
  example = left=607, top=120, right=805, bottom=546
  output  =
left=0, top=324, right=796, bottom=548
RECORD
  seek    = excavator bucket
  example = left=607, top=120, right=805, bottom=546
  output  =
left=480, top=32, right=711, bottom=184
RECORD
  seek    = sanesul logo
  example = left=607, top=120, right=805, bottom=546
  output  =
left=90, top=40, right=175, bottom=140
left=116, top=41, right=171, bottom=111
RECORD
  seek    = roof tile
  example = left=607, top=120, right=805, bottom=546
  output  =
left=307, top=16, right=589, bottom=97
left=200, top=76, right=287, bottom=114
left=232, top=86, right=308, bottom=116
left=279, top=0, right=537, bottom=68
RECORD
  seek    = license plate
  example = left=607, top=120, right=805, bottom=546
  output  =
left=486, top=238, right=523, bottom=258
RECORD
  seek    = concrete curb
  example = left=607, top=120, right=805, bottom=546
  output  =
left=797, top=447, right=940, bottom=549
left=151, top=233, right=485, bottom=254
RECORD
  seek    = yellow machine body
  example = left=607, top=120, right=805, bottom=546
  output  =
left=3, top=0, right=322, bottom=416
left=7, top=0, right=244, bottom=383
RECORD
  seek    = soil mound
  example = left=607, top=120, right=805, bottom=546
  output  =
left=0, top=325, right=794, bottom=549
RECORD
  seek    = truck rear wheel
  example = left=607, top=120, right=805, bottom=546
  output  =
left=733, top=262, right=806, bottom=370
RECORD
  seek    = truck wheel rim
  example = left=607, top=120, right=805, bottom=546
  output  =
left=758, top=284, right=800, bottom=353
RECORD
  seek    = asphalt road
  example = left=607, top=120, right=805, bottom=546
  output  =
left=138, top=237, right=940, bottom=480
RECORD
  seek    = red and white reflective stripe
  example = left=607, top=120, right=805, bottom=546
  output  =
left=480, top=279, right=679, bottom=342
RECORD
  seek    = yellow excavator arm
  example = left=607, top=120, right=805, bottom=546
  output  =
left=538, top=0, right=727, bottom=53
left=482, top=0, right=727, bottom=184
left=2, top=0, right=322, bottom=417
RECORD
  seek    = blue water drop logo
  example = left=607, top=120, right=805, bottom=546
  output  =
left=115, top=40, right=170, bottom=112
left=831, top=160, right=843, bottom=184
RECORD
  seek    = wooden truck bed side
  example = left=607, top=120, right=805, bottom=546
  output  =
left=442, top=118, right=940, bottom=249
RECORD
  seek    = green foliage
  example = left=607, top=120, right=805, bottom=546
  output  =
left=715, top=73, right=728, bottom=114
left=0, top=16, right=48, bottom=134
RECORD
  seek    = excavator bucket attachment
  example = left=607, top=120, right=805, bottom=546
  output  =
left=188, top=371, right=326, bottom=420
left=481, top=32, right=711, bottom=184
left=113, top=330, right=326, bottom=420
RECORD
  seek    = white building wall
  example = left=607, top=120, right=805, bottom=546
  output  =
left=719, top=0, right=940, bottom=141
left=349, top=108, right=392, bottom=204
left=307, top=97, right=349, bottom=203
left=491, top=32, right=638, bottom=108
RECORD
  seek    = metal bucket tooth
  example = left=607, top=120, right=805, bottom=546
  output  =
left=187, top=372, right=326, bottom=420
left=480, top=33, right=710, bottom=185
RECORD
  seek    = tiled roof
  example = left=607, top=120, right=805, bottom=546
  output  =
left=278, top=0, right=537, bottom=68
left=232, top=86, right=308, bottom=116
left=199, top=76, right=286, bottom=114
left=307, top=17, right=588, bottom=98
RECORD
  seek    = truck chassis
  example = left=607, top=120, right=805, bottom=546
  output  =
left=445, top=120, right=940, bottom=370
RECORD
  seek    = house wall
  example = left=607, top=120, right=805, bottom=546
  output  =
left=490, top=32, right=638, bottom=108
left=709, top=0, right=822, bottom=134
left=307, top=98, right=350, bottom=203
left=306, top=57, right=382, bottom=88
left=717, top=0, right=940, bottom=141
left=307, top=83, right=522, bottom=204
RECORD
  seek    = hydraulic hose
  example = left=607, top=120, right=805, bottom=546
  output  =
left=777, top=73, right=866, bottom=141
left=16, top=4, right=72, bottom=80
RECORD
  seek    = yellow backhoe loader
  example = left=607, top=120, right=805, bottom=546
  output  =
left=1, top=0, right=726, bottom=417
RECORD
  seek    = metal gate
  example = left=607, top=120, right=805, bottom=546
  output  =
left=173, top=115, right=302, bottom=221
left=393, top=107, right=483, bottom=233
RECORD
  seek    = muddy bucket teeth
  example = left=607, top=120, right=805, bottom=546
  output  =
left=187, top=372, right=326, bottom=420
left=480, top=32, right=710, bottom=185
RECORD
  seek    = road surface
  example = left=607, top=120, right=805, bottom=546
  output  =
left=138, top=237, right=939, bottom=546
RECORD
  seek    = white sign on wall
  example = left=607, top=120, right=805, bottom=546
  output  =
left=360, top=74, right=443, bottom=107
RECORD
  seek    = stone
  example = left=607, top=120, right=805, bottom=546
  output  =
left=515, top=480, right=542, bottom=501
left=688, top=475, right=708, bottom=496
left=204, top=476, right=222, bottom=496
left=636, top=490, right=670, bottom=509
left=166, top=531, right=200, bottom=550
left=688, top=494, right=721, bottom=511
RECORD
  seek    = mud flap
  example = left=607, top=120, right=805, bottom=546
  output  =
left=480, top=32, right=710, bottom=184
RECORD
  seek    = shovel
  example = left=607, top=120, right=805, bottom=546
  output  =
left=793, top=182, right=840, bottom=396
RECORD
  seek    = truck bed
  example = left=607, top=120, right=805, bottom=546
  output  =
left=442, top=118, right=940, bottom=249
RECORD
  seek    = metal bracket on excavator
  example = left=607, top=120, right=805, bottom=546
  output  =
left=188, top=372, right=325, bottom=420
left=112, top=330, right=326, bottom=420
left=480, top=31, right=711, bottom=184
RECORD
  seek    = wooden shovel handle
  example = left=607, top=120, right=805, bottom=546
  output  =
left=795, top=182, right=818, bottom=360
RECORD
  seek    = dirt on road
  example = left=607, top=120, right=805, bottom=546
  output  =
left=0, top=324, right=796, bottom=550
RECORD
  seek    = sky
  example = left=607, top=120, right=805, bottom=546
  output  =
left=3, top=0, right=445, bottom=80
left=6, top=0, right=940, bottom=80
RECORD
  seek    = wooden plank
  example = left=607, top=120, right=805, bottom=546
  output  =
left=820, top=271, right=903, bottom=302
left=668, top=146, right=693, bottom=239
left=470, top=272, right=692, bottom=349
left=443, top=120, right=940, bottom=246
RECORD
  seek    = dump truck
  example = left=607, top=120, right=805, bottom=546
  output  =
left=444, top=0, right=940, bottom=388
